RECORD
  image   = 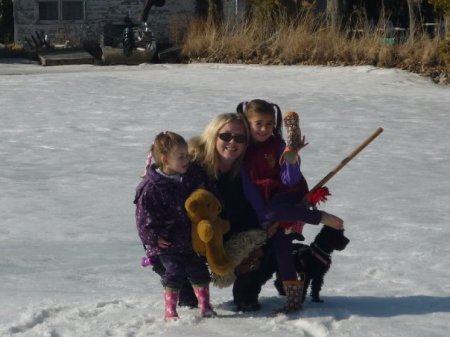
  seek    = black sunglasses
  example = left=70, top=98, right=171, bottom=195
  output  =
left=218, top=133, right=247, bottom=144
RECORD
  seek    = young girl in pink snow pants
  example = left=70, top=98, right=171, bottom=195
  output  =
left=134, top=131, right=216, bottom=321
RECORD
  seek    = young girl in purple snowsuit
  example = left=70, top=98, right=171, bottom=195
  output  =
left=134, top=131, right=216, bottom=321
left=237, top=99, right=344, bottom=313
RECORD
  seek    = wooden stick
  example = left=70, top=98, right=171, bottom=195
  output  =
left=306, top=127, right=384, bottom=197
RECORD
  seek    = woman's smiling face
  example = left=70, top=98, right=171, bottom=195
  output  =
left=215, top=120, right=247, bottom=169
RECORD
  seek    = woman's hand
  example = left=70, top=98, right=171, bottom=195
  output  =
left=157, top=238, right=171, bottom=248
left=266, top=222, right=280, bottom=238
left=320, top=211, right=344, bottom=230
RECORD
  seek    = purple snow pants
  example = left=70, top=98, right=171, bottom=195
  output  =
left=158, top=252, right=211, bottom=289
left=266, top=191, right=322, bottom=281
left=266, top=191, right=322, bottom=224
left=269, top=229, right=298, bottom=281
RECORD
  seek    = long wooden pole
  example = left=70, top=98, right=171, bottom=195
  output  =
left=306, top=127, right=384, bottom=197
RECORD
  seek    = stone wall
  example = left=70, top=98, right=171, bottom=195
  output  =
left=14, top=0, right=196, bottom=47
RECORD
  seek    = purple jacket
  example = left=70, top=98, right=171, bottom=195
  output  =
left=134, top=164, right=212, bottom=257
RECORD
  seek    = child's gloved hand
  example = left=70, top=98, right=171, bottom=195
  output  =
left=298, top=135, right=308, bottom=152
left=141, top=256, right=155, bottom=267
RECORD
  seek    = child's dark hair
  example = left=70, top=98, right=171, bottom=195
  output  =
left=150, top=131, right=187, bottom=167
left=236, top=99, right=283, bottom=138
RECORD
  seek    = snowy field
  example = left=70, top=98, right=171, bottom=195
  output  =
left=0, top=60, right=449, bottom=337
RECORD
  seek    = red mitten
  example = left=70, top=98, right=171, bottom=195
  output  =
left=306, top=186, right=331, bottom=206
left=279, top=221, right=304, bottom=235
left=279, top=220, right=293, bottom=230
left=289, top=222, right=304, bottom=234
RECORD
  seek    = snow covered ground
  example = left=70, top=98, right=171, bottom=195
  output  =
left=0, top=60, right=449, bottom=337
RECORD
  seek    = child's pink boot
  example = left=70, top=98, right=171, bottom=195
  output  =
left=193, top=285, right=216, bottom=317
left=282, top=111, right=301, bottom=164
left=164, top=289, right=179, bottom=321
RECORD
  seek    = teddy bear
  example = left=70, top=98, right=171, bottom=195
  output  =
left=185, top=188, right=234, bottom=276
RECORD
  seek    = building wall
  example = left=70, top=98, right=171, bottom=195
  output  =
left=145, top=0, right=196, bottom=46
left=14, top=0, right=196, bottom=47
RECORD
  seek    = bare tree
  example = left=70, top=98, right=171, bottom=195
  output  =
left=327, top=0, right=341, bottom=29
left=207, top=0, right=223, bottom=23
left=406, top=0, right=417, bottom=38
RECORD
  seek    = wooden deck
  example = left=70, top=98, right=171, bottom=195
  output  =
left=38, top=49, right=94, bottom=66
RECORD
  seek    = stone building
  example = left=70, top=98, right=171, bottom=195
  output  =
left=13, top=0, right=201, bottom=47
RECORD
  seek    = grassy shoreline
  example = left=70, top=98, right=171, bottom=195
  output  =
left=2, top=16, right=449, bottom=84
left=180, top=16, right=450, bottom=85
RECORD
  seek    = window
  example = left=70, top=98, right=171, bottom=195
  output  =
left=62, top=1, right=84, bottom=20
left=38, top=2, right=58, bottom=20
left=37, top=0, right=85, bottom=21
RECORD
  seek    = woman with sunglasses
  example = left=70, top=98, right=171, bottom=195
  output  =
left=189, top=113, right=278, bottom=312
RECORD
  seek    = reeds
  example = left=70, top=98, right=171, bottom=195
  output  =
left=181, top=11, right=449, bottom=81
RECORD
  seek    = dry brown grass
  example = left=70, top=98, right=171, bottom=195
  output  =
left=0, top=43, right=37, bottom=59
left=181, top=13, right=450, bottom=83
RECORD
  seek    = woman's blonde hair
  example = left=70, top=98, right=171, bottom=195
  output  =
left=189, top=113, right=250, bottom=179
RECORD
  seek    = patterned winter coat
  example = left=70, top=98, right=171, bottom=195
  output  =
left=134, top=164, right=212, bottom=257
left=244, top=135, right=307, bottom=203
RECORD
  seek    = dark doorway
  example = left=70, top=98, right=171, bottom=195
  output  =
left=0, top=0, right=14, bottom=43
